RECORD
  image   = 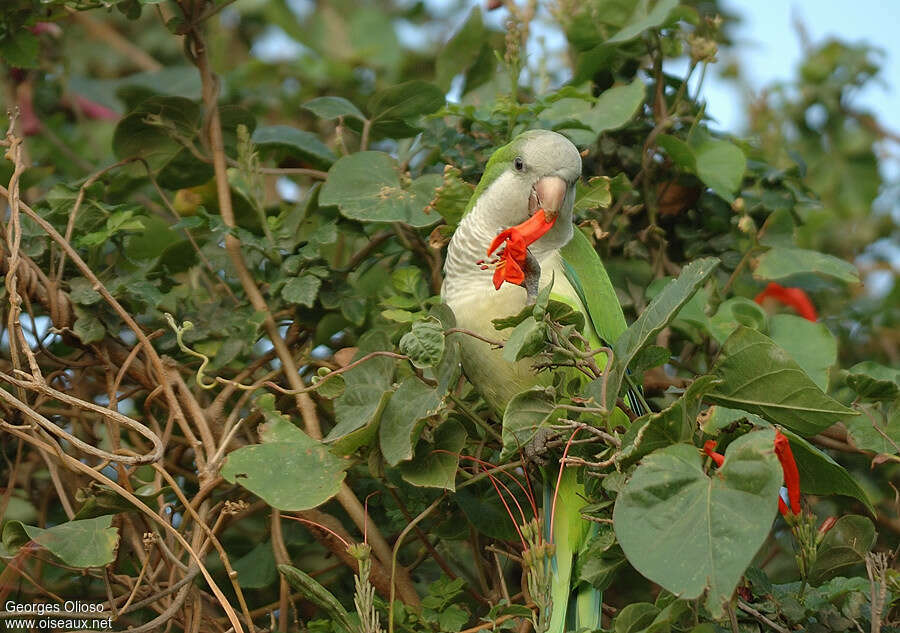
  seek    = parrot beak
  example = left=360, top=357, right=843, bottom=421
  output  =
left=530, top=175, right=569, bottom=222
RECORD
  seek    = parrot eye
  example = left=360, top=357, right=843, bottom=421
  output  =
left=513, top=157, right=525, bottom=172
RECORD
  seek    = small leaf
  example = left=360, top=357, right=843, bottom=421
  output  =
left=221, top=395, right=348, bottom=510
left=302, top=96, right=365, bottom=121
left=502, top=317, right=547, bottom=363
left=426, top=165, right=475, bottom=226
left=613, top=603, right=659, bottom=633
left=583, top=79, right=645, bottom=135
left=614, top=430, right=783, bottom=617
left=3, top=515, right=119, bottom=568
left=282, top=275, right=322, bottom=308
left=399, top=318, right=446, bottom=369
left=368, top=80, right=445, bottom=122
left=846, top=361, right=900, bottom=400
left=707, top=327, right=859, bottom=436
left=693, top=138, right=746, bottom=202
left=327, top=388, right=392, bottom=455
left=500, top=386, right=557, bottom=461
left=769, top=314, right=837, bottom=391
left=233, top=542, right=277, bottom=589
left=400, top=420, right=467, bottom=490
left=252, top=125, right=336, bottom=170
left=74, top=313, right=106, bottom=344
left=708, top=297, right=767, bottom=344
left=574, top=176, right=612, bottom=212
left=754, top=247, right=859, bottom=284
left=807, top=515, right=876, bottom=585
left=69, top=278, right=102, bottom=305
left=379, top=379, right=443, bottom=466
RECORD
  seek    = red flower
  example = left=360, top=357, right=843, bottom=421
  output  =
left=703, top=440, right=724, bottom=466
left=484, top=209, right=556, bottom=290
left=754, top=282, right=817, bottom=322
left=774, top=429, right=801, bottom=516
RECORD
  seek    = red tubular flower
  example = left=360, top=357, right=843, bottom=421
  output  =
left=774, top=429, right=801, bottom=516
left=703, top=440, right=725, bottom=467
left=485, top=209, right=556, bottom=290
left=754, top=282, right=818, bottom=322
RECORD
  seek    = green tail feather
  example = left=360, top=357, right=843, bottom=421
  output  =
left=543, top=467, right=602, bottom=633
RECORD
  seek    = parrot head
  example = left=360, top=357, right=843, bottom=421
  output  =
left=444, top=130, right=582, bottom=298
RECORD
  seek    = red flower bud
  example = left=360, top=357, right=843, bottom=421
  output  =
left=754, top=282, right=817, bottom=322
left=702, top=440, right=724, bottom=467
left=774, top=429, right=801, bottom=516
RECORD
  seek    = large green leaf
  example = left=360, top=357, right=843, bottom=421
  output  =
left=326, top=387, right=392, bottom=456
left=600, top=258, right=719, bottom=411
left=754, top=247, right=859, bottom=284
left=2, top=515, right=119, bottom=568
left=221, top=395, right=349, bottom=510
left=707, top=327, right=859, bottom=436
left=112, top=96, right=201, bottom=169
left=846, top=361, right=900, bottom=400
left=693, top=138, right=746, bottom=202
left=844, top=402, right=900, bottom=456
left=614, top=430, right=782, bottom=617
left=320, top=152, right=442, bottom=227
left=399, top=317, right=446, bottom=369
left=302, top=96, right=365, bottom=121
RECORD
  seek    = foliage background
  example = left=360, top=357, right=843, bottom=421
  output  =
left=0, top=1, right=898, bottom=632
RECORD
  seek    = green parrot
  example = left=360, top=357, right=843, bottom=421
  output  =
left=442, top=130, right=642, bottom=633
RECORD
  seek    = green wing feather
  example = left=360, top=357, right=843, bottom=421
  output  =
left=559, top=228, right=628, bottom=344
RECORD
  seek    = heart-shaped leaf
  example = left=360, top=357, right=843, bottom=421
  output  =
left=614, top=430, right=782, bottom=617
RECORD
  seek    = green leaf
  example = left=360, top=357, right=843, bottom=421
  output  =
left=754, top=247, right=859, bottom=284
left=252, top=125, right=336, bottom=170
left=74, top=313, right=106, bottom=344
left=379, top=379, right=443, bottom=466
left=0, top=30, right=40, bottom=69
left=614, top=430, right=783, bottom=617
left=435, top=7, right=486, bottom=91
left=846, top=361, right=900, bottom=400
left=73, top=483, right=170, bottom=520
left=278, top=564, right=353, bottom=633
left=112, top=96, right=201, bottom=169
left=233, top=542, right=277, bottom=589
left=399, top=318, right=446, bottom=369
left=221, top=395, right=349, bottom=510
left=2, top=515, right=119, bottom=568
left=500, top=386, right=557, bottom=461
left=400, top=420, right=467, bottom=490
left=454, top=485, right=521, bottom=541
left=302, top=96, right=365, bottom=121
left=618, top=375, right=720, bottom=465
left=600, top=257, right=719, bottom=411
left=845, top=401, right=900, bottom=455
left=574, top=176, right=612, bottom=212
left=69, top=278, right=102, bottom=305
left=708, top=297, right=767, bottom=344
left=808, top=515, right=876, bottom=585
left=327, top=387, right=392, bottom=456
left=782, top=429, right=875, bottom=514
left=282, top=274, right=322, bottom=308
left=320, top=152, right=442, bottom=227
left=583, top=79, right=645, bottom=135
left=368, top=80, right=445, bottom=122
left=606, top=0, right=680, bottom=44
left=502, top=317, right=547, bottom=363
left=707, top=327, right=859, bottom=436
left=656, top=135, right=696, bottom=171
left=613, top=603, right=659, bottom=633
left=693, top=138, right=746, bottom=202
left=769, top=314, right=837, bottom=391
